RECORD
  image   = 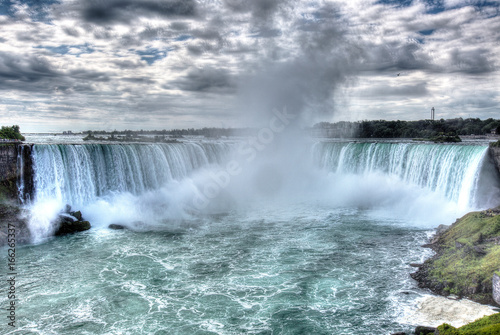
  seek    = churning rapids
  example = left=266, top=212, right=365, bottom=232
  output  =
left=2, top=136, right=500, bottom=334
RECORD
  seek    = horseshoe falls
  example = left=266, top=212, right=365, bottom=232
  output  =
left=5, top=139, right=500, bottom=334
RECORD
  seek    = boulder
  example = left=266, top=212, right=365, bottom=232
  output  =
left=108, top=224, right=126, bottom=230
left=70, top=210, right=83, bottom=221
left=55, top=219, right=90, bottom=236
left=493, top=272, right=500, bottom=306
left=414, top=326, right=436, bottom=334
left=54, top=208, right=91, bottom=236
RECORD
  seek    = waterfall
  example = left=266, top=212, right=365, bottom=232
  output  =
left=313, top=141, right=498, bottom=209
left=31, top=142, right=231, bottom=207
left=16, top=144, right=25, bottom=203
left=25, top=140, right=500, bottom=239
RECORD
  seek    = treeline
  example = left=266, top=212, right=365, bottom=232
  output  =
left=0, top=125, right=25, bottom=141
left=86, top=127, right=256, bottom=138
left=312, top=118, right=500, bottom=138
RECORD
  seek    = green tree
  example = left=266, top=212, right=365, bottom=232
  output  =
left=0, top=125, right=25, bottom=141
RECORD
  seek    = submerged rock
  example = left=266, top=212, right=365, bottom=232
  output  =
left=108, top=224, right=126, bottom=230
left=414, top=326, right=436, bottom=334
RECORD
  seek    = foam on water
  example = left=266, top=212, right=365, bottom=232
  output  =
left=8, top=138, right=500, bottom=334
left=4, top=206, right=435, bottom=334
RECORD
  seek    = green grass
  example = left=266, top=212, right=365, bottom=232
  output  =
left=426, top=208, right=500, bottom=303
left=437, top=313, right=500, bottom=334
left=438, top=211, right=500, bottom=245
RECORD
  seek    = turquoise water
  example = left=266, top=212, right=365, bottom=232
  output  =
left=3, top=140, right=498, bottom=334
left=4, top=205, right=430, bottom=334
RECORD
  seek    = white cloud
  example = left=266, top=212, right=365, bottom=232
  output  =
left=0, top=0, right=498, bottom=132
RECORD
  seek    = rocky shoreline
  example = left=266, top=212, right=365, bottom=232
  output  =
left=391, top=206, right=500, bottom=334
left=0, top=202, right=91, bottom=247
left=410, top=206, right=500, bottom=307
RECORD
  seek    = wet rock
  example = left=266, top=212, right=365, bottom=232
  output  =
left=109, top=224, right=126, bottom=230
left=493, top=272, right=500, bottom=305
left=54, top=208, right=91, bottom=236
left=70, top=210, right=83, bottom=221
left=55, top=219, right=90, bottom=236
left=414, top=326, right=436, bottom=334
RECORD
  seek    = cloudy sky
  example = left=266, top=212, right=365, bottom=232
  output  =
left=0, top=0, right=499, bottom=132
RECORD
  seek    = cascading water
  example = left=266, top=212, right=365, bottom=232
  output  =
left=25, top=140, right=500, bottom=238
left=31, top=142, right=231, bottom=207
left=7, top=138, right=500, bottom=334
left=16, top=144, right=25, bottom=203
left=313, top=141, right=498, bottom=210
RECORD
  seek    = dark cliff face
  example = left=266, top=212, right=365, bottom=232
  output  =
left=490, top=146, right=500, bottom=175
left=0, top=144, right=18, bottom=181
left=0, top=144, right=34, bottom=203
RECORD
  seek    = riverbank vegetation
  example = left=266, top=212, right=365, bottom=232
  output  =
left=0, top=125, right=25, bottom=141
left=312, top=118, right=500, bottom=139
left=411, top=207, right=500, bottom=305
left=436, top=312, right=500, bottom=334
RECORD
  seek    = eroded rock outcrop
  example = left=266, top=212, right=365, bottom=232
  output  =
left=53, top=206, right=91, bottom=236
left=0, top=202, right=31, bottom=246
left=493, top=272, right=500, bottom=306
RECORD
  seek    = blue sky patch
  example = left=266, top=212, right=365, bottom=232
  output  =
left=35, top=44, right=95, bottom=56
left=0, top=0, right=59, bottom=22
left=419, top=29, right=435, bottom=36
left=375, top=0, right=413, bottom=8
left=135, top=48, right=168, bottom=65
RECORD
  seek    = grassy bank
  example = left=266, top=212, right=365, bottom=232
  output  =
left=412, top=207, right=500, bottom=305
left=436, top=312, right=500, bottom=334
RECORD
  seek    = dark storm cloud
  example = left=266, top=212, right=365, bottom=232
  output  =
left=172, top=67, right=236, bottom=93
left=359, top=42, right=432, bottom=73
left=0, top=51, right=110, bottom=93
left=0, top=52, right=59, bottom=83
left=80, top=0, right=197, bottom=24
left=449, top=48, right=495, bottom=74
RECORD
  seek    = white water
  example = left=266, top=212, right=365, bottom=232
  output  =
left=8, top=138, right=500, bottom=334
left=25, top=140, right=500, bottom=241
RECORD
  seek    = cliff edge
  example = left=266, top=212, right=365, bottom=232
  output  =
left=490, top=142, right=500, bottom=174
left=411, top=207, right=500, bottom=306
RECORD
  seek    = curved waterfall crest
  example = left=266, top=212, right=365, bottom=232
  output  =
left=313, top=141, right=495, bottom=208
left=31, top=142, right=231, bottom=206
left=29, top=141, right=498, bottom=212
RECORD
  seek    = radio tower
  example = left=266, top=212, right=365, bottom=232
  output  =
left=431, top=107, right=435, bottom=120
